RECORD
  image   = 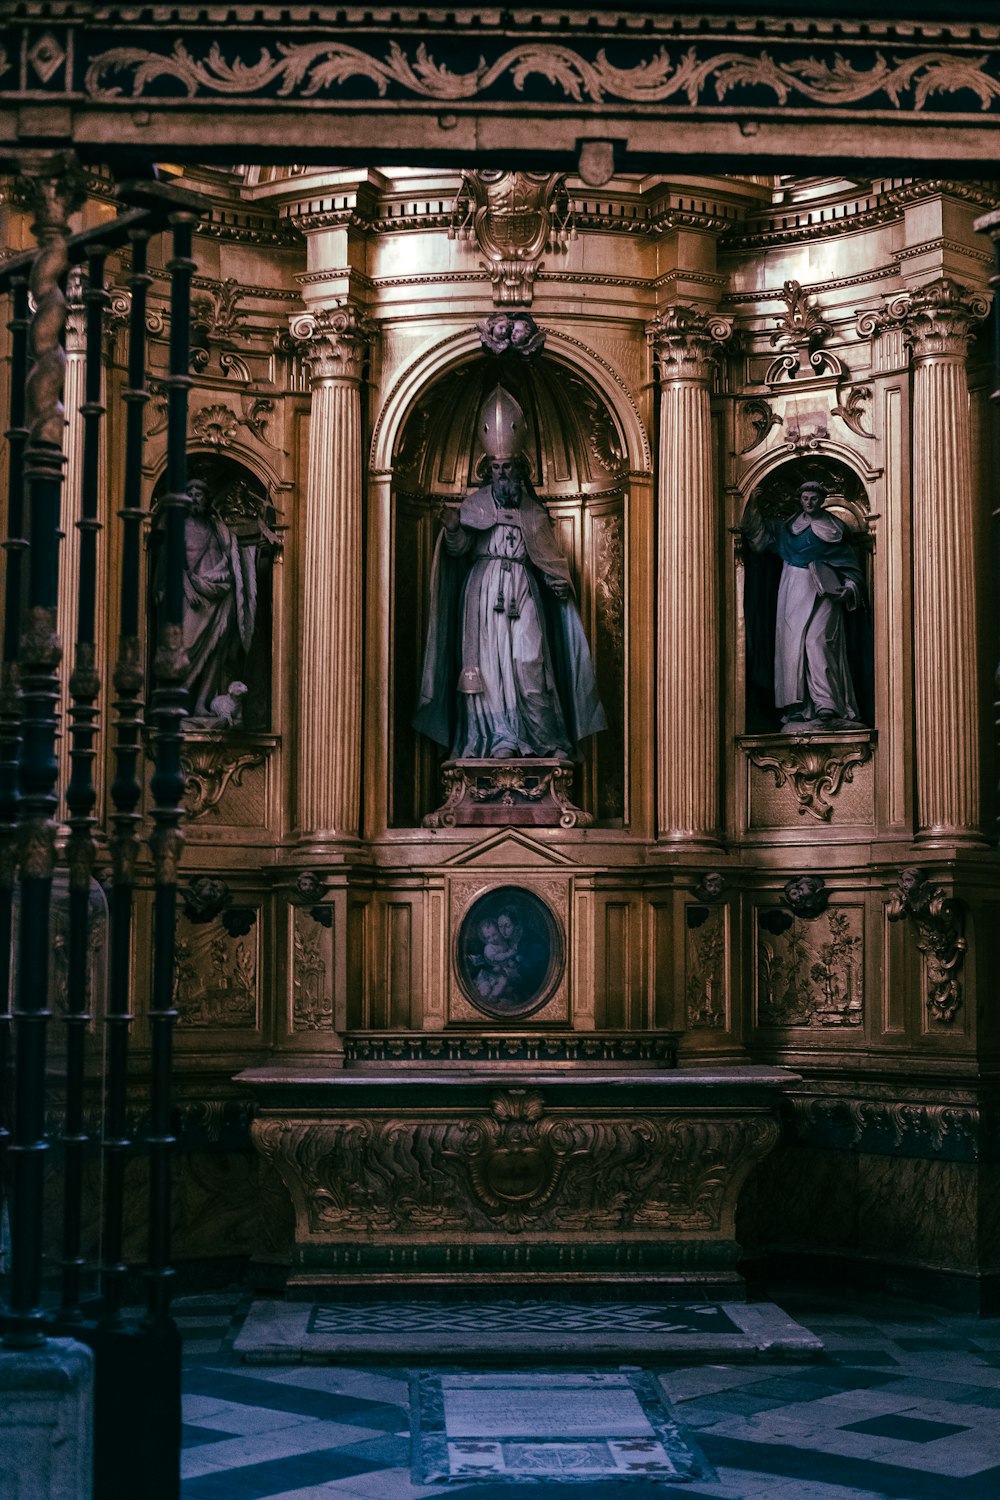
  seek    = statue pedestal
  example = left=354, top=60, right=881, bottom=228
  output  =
left=423, top=758, right=593, bottom=829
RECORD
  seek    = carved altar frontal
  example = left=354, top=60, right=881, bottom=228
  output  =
left=241, top=1067, right=789, bottom=1295
left=424, top=759, right=593, bottom=829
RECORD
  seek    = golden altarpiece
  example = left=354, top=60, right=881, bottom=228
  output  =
left=5, top=166, right=998, bottom=1304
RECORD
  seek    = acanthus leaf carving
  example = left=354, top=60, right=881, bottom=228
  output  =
left=831, top=384, right=875, bottom=439
left=765, top=280, right=844, bottom=384
left=252, top=1105, right=781, bottom=1241
left=83, top=41, right=1000, bottom=118
left=738, top=397, right=782, bottom=454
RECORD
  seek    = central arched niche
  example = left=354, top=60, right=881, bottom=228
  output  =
left=390, top=351, right=628, bottom=828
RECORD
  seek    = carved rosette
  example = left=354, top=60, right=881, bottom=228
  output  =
left=290, top=303, right=375, bottom=383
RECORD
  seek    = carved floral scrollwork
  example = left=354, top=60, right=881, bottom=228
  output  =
left=747, top=737, right=872, bottom=822
left=887, top=866, right=966, bottom=1024
left=253, top=1104, right=781, bottom=1240
left=82, top=40, right=1000, bottom=115
left=292, top=907, right=334, bottom=1032
left=792, top=1095, right=977, bottom=1155
left=593, top=513, right=625, bottom=662
left=739, top=397, right=782, bottom=454
left=831, top=384, right=875, bottom=439
left=765, top=280, right=844, bottom=384
left=181, top=739, right=266, bottom=820
left=686, top=904, right=726, bottom=1029
left=424, top=761, right=593, bottom=829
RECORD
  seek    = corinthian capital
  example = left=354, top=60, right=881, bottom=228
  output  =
left=648, top=304, right=733, bottom=383
left=904, top=278, right=990, bottom=359
left=858, top=278, right=990, bottom=361
left=289, top=301, right=376, bottom=381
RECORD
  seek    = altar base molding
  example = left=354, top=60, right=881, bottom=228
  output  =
left=240, top=1066, right=791, bottom=1296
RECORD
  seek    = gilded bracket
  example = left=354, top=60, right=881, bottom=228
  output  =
left=181, top=737, right=266, bottom=820
left=745, top=735, right=873, bottom=823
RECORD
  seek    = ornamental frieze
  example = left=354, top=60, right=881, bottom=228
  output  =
left=6, top=15, right=1000, bottom=140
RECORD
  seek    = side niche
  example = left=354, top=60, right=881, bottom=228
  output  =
left=738, top=456, right=874, bottom=739
left=149, top=453, right=278, bottom=735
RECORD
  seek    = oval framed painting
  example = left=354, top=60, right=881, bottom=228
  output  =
left=455, top=885, right=563, bottom=1020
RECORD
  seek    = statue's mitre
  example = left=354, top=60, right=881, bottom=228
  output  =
left=479, top=385, right=526, bottom=462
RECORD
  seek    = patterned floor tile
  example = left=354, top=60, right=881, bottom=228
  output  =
left=841, top=1414, right=972, bottom=1442
left=177, top=1286, right=1000, bottom=1498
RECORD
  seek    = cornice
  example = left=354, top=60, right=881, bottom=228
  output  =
left=893, top=235, right=993, bottom=267
left=12, top=7, right=1000, bottom=45
left=725, top=264, right=900, bottom=306
left=726, top=178, right=1000, bottom=250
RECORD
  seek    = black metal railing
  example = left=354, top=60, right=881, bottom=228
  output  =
left=0, top=160, right=203, bottom=1500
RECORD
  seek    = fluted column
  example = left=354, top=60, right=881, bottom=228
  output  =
left=650, top=306, right=732, bottom=844
left=904, top=279, right=989, bottom=842
left=291, top=304, right=373, bottom=840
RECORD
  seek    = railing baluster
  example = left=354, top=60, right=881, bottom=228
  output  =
left=100, top=223, right=152, bottom=1325
left=60, top=241, right=108, bottom=1319
left=0, top=273, right=30, bottom=1206
left=4, top=153, right=84, bottom=1350
left=145, top=204, right=196, bottom=1323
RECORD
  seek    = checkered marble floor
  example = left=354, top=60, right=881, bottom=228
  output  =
left=176, top=1287, right=1000, bottom=1498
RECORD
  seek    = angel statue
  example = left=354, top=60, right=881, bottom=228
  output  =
left=414, top=386, right=606, bottom=760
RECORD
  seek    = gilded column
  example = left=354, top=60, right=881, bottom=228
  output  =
left=903, top=279, right=989, bottom=842
left=650, top=306, right=732, bottom=844
left=291, top=304, right=373, bottom=840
